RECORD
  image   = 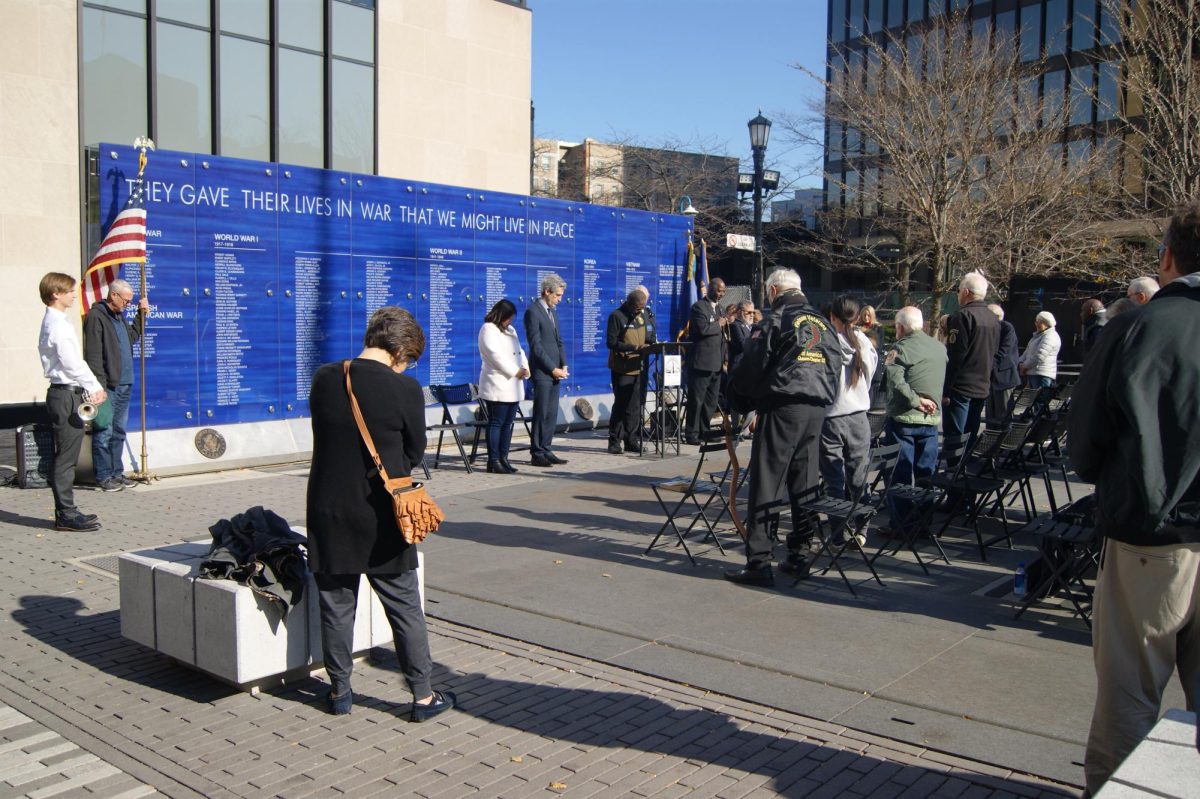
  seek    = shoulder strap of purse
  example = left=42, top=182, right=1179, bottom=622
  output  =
left=342, top=360, right=412, bottom=489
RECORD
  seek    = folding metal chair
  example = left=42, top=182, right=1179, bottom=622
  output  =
left=871, top=433, right=970, bottom=573
left=428, top=384, right=485, bottom=472
left=932, top=426, right=1015, bottom=561
left=646, top=433, right=736, bottom=564
left=798, top=443, right=902, bottom=595
left=1013, top=494, right=1098, bottom=628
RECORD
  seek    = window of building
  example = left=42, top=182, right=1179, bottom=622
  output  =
left=219, top=36, right=270, bottom=160
left=219, top=0, right=268, bottom=39
left=82, top=7, right=148, bottom=148
left=1098, top=1, right=1121, bottom=46
left=80, top=0, right=378, bottom=172
left=1097, top=61, right=1120, bottom=121
left=1045, top=0, right=1068, bottom=56
left=995, top=9, right=1015, bottom=46
left=908, top=0, right=924, bottom=24
left=1043, top=69, right=1065, bottom=128
left=849, top=0, right=864, bottom=36
left=1020, top=4, right=1042, bottom=61
left=869, top=0, right=884, bottom=32
left=831, top=0, right=847, bottom=42
left=887, top=0, right=903, bottom=29
left=1072, top=0, right=1096, bottom=51
left=332, top=60, right=373, bottom=173
left=1070, top=63, right=1094, bottom=126
left=278, top=49, right=324, bottom=168
left=156, top=21, right=211, bottom=153
left=157, top=0, right=207, bottom=26
left=927, top=0, right=946, bottom=17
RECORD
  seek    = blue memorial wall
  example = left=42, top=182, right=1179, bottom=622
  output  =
left=98, top=145, right=694, bottom=432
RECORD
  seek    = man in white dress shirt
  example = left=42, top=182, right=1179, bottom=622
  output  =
left=38, top=273, right=106, bottom=531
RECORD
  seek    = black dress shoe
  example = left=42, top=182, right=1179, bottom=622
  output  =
left=778, top=558, right=810, bottom=579
left=624, top=441, right=643, bottom=454
left=546, top=454, right=568, bottom=465
left=325, top=688, right=353, bottom=715
left=683, top=436, right=701, bottom=446
left=500, top=460, right=518, bottom=473
left=410, top=690, right=456, bottom=723
left=486, top=460, right=504, bottom=473
left=723, top=566, right=775, bottom=587
left=607, top=442, right=623, bottom=455
left=530, top=457, right=553, bottom=467
left=55, top=514, right=101, bottom=532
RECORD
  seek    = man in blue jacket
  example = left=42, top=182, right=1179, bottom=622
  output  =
left=1071, top=201, right=1200, bottom=795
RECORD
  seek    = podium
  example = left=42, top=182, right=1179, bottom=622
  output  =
left=640, top=342, right=687, bottom=458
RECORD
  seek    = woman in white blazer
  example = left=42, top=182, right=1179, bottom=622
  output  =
left=478, top=299, right=529, bottom=473
left=1019, top=310, right=1061, bottom=389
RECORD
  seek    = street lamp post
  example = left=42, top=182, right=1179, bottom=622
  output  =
left=748, top=111, right=771, bottom=309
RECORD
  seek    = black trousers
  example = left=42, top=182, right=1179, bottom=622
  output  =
left=686, top=368, right=722, bottom=439
left=315, top=571, right=432, bottom=700
left=46, top=385, right=85, bottom=516
left=609, top=371, right=644, bottom=445
left=743, top=402, right=826, bottom=570
left=530, top=377, right=560, bottom=459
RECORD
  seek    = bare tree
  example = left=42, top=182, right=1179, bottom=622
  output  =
left=787, top=10, right=1127, bottom=311
left=1103, top=0, right=1200, bottom=212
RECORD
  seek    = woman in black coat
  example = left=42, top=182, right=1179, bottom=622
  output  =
left=306, top=306, right=454, bottom=721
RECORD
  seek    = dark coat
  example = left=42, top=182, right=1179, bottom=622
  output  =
left=606, top=302, right=657, bottom=374
left=306, top=359, right=427, bottom=574
left=83, top=301, right=143, bottom=389
left=729, top=319, right=752, bottom=372
left=944, top=300, right=1000, bottom=399
left=991, top=320, right=1021, bottom=391
left=1069, top=276, right=1200, bottom=546
left=523, top=301, right=566, bottom=381
left=730, top=291, right=842, bottom=412
left=1081, top=311, right=1108, bottom=361
left=688, top=299, right=726, bottom=372
left=201, top=506, right=308, bottom=615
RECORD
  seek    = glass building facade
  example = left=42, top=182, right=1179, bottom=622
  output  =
left=824, top=0, right=1125, bottom=215
left=81, top=0, right=377, bottom=174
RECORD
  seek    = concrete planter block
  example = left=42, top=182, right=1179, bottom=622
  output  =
left=118, top=552, right=164, bottom=649
left=153, top=559, right=201, bottom=665
left=194, top=577, right=310, bottom=685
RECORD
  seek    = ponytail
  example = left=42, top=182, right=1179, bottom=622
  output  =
left=830, top=295, right=868, bottom=388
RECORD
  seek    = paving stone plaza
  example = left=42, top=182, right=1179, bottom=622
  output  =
left=0, top=432, right=1173, bottom=798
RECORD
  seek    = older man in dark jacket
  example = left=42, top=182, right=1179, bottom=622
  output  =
left=724, top=269, right=842, bottom=587
left=1071, top=201, right=1200, bottom=796
left=942, top=272, right=999, bottom=446
left=985, top=304, right=1020, bottom=422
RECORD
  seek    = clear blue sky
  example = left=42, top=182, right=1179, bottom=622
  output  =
left=530, top=0, right=830, bottom=193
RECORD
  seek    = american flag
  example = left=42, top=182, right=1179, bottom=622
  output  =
left=82, top=179, right=146, bottom=313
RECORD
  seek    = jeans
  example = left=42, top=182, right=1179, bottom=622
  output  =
left=942, top=392, right=985, bottom=448
left=483, top=400, right=517, bottom=462
left=1026, top=374, right=1053, bottom=389
left=885, top=420, right=939, bottom=532
left=92, top=383, right=131, bottom=482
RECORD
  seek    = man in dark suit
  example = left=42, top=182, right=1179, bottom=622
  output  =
left=724, top=300, right=754, bottom=432
left=523, top=274, right=569, bottom=467
left=985, top=303, right=1020, bottom=423
left=684, top=277, right=727, bottom=444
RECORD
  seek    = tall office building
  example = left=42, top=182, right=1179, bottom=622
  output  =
left=823, top=0, right=1126, bottom=215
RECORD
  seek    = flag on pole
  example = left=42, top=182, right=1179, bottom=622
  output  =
left=676, top=237, right=698, bottom=341
left=82, top=172, right=147, bottom=314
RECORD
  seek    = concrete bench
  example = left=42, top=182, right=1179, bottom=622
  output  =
left=118, top=534, right=424, bottom=694
left=1095, top=709, right=1199, bottom=798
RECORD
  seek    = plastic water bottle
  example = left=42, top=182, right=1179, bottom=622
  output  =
left=1014, top=563, right=1027, bottom=597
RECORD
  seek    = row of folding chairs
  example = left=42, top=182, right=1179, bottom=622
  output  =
left=420, top=383, right=533, bottom=476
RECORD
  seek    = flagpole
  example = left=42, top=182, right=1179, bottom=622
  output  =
left=131, top=136, right=155, bottom=483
